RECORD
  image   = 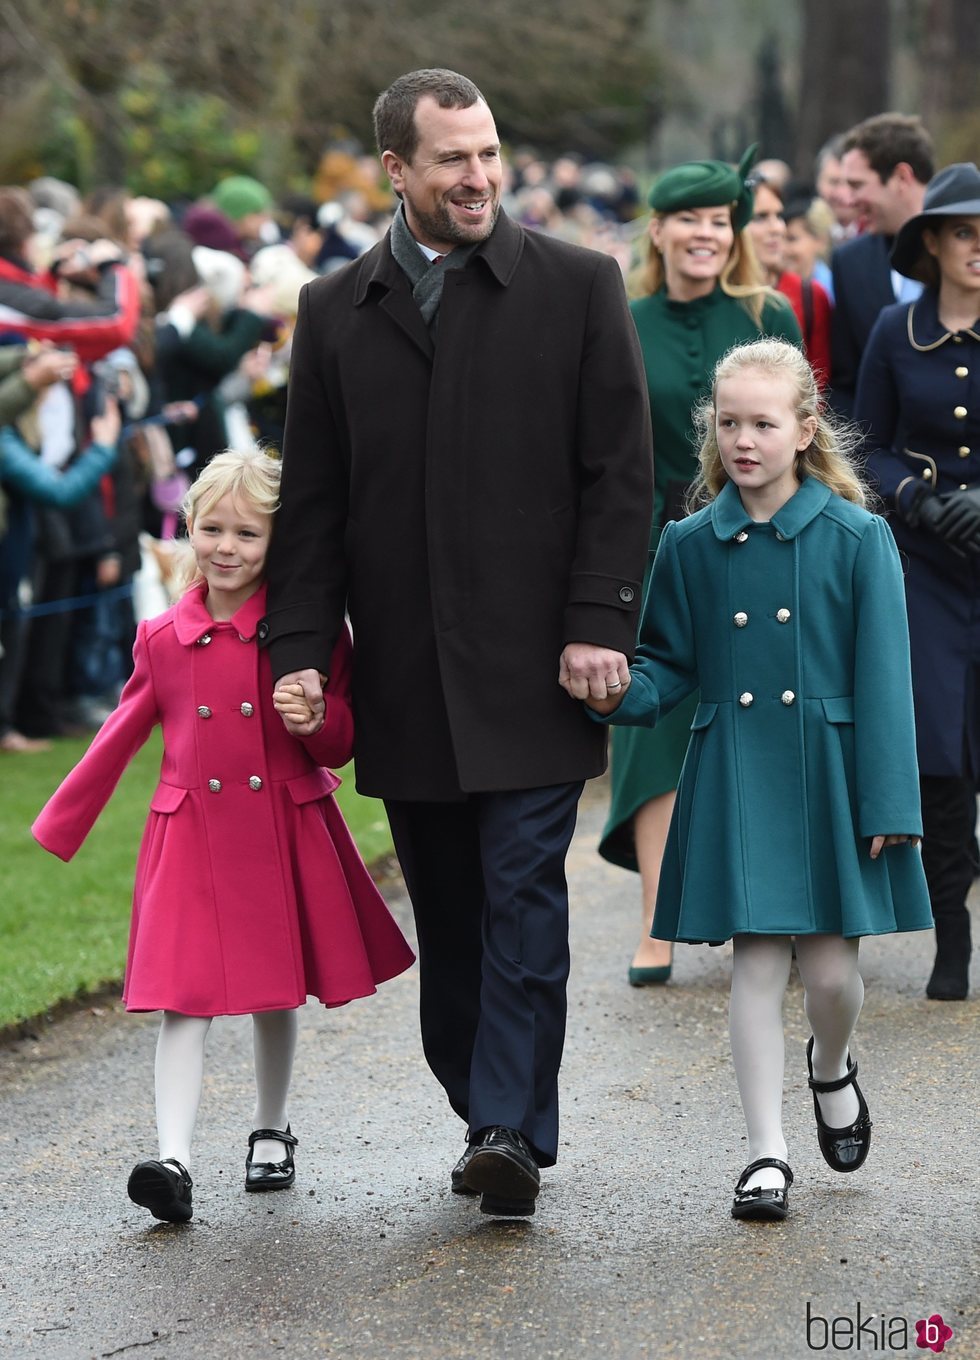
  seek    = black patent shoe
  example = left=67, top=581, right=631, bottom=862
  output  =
left=731, top=1158, right=793, bottom=1221
left=461, top=1126, right=540, bottom=1216
left=245, top=1126, right=298, bottom=1192
left=128, top=1158, right=193, bottom=1223
left=806, top=1037, right=873, bottom=1173
left=451, top=1139, right=480, bottom=1195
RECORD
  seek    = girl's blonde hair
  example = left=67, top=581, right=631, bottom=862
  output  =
left=177, top=447, right=281, bottom=595
left=688, top=338, right=869, bottom=510
left=634, top=208, right=775, bottom=326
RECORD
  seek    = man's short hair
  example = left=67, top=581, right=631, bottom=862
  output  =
left=373, top=69, right=486, bottom=164
left=841, top=113, right=935, bottom=186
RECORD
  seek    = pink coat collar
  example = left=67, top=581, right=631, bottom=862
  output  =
left=172, top=580, right=268, bottom=646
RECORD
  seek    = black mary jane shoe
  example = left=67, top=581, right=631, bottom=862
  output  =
left=245, top=1126, right=298, bottom=1192
left=127, top=1158, right=193, bottom=1223
left=731, top=1158, right=793, bottom=1221
left=806, top=1036, right=873, bottom=1173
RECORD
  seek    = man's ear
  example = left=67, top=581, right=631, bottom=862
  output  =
left=381, top=150, right=407, bottom=195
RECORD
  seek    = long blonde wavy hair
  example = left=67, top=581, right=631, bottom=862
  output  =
left=688, top=338, right=869, bottom=509
left=633, top=206, right=774, bottom=326
left=177, top=447, right=282, bottom=594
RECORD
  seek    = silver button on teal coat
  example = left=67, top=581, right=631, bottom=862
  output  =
left=601, top=477, right=933, bottom=944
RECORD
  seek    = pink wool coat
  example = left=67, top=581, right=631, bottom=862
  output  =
left=32, top=582, right=414, bottom=1015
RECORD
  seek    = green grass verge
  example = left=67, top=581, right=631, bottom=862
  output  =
left=0, top=734, right=393, bottom=1029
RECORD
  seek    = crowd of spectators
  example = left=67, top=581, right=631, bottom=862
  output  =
left=0, top=122, right=929, bottom=755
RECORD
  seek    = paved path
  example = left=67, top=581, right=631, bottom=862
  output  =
left=2, top=779, right=977, bottom=1360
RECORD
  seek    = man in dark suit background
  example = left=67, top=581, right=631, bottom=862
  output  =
left=262, top=69, right=653, bottom=1217
left=830, top=114, right=935, bottom=416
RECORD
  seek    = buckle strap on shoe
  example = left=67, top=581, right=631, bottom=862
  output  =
left=160, top=1158, right=191, bottom=1180
left=248, top=1127, right=298, bottom=1149
left=807, top=1057, right=858, bottom=1093
left=734, top=1157, right=794, bottom=1193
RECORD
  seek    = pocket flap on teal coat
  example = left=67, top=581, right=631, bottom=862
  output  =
left=690, top=701, right=718, bottom=731
left=821, top=696, right=855, bottom=724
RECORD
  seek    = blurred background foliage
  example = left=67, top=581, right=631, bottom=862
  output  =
left=0, top=0, right=978, bottom=196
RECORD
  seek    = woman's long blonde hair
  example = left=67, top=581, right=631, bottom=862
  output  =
left=177, top=447, right=282, bottom=594
left=634, top=206, right=774, bottom=326
left=688, top=338, right=869, bottom=509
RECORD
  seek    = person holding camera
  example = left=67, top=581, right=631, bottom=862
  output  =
left=855, top=162, right=980, bottom=1002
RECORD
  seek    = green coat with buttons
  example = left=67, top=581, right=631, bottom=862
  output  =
left=600, top=285, right=801, bottom=869
left=603, top=477, right=934, bottom=943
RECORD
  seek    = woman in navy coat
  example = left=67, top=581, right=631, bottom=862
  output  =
left=855, top=162, right=980, bottom=1001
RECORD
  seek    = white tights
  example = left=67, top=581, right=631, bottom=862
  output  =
left=729, top=935, right=864, bottom=1191
left=154, top=1009, right=298, bottom=1169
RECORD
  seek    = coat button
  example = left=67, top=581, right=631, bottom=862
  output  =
left=960, top=483, right=969, bottom=491
left=197, top=633, right=212, bottom=646
left=923, top=467, right=933, bottom=479
left=775, top=531, right=786, bottom=542
left=257, top=622, right=270, bottom=641
left=239, top=633, right=250, bottom=643
left=776, top=608, right=791, bottom=623
left=734, top=531, right=749, bottom=543
left=739, top=692, right=754, bottom=707
left=197, top=705, right=212, bottom=719
left=619, top=586, right=635, bottom=603
left=960, top=446, right=971, bottom=458
left=249, top=775, right=263, bottom=791
left=781, top=690, right=796, bottom=705
left=733, top=611, right=748, bottom=627
left=954, top=406, right=968, bottom=419
left=956, top=366, right=969, bottom=378
left=240, top=702, right=254, bottom=717
left=208, top=778, right=222, bottom=793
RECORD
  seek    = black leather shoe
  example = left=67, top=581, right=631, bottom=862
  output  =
left=731, top=1158, right=793, bottom=1221
left=451, top=1139, right=480, bottom=1195
left=461, top=1126, right=540, bottom=1216
left=245, top=1126, right=298, bottom=1192
left=806, top=1037, right=873, bottom=1172
left=127, top=1158, right=193, bottom=1222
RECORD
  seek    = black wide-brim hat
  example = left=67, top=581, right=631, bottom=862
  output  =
left=891, top=162, right=980, bottom=279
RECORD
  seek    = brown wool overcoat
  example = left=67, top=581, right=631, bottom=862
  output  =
left=262, top=211, right=654, bottom=800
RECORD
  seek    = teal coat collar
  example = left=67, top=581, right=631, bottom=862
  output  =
left=710, top=476, right=833, bottom=542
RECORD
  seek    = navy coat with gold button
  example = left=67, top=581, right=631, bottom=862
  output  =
left=855, top=288, right=980, bottom=780
left=599, top=477, right=933, bottom=944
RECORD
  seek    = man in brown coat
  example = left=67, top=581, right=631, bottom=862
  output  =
left=262, top=68, right=653, bottom=1216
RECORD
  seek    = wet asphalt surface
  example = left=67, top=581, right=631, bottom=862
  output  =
left=2, top=777, right=978, bottom=1360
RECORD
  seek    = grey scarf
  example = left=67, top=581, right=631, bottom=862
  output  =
left=389, top=204, right=474, bottom=331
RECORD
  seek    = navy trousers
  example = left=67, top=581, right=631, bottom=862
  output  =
left=385, top=780, right=583, bottom=1167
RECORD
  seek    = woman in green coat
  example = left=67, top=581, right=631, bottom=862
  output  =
left=586, top=339, right=932, bottom=1220
left=599, top=151, right=801, bottom=985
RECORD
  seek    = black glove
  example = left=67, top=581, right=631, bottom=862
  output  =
left=932, top=487, right=980, bottom=552
left=902, top=484, right=968, bottom=557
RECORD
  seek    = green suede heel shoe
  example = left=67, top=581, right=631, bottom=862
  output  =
left=628, top=963, right=672, bottom=986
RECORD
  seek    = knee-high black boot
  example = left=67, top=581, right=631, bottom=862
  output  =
left=920, top=776, right=974, bottom=1001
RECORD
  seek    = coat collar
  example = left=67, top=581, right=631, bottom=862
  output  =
left=352, top=208, right=524, bottom=308
left=907, top=286, right=980, bottom=349
left=173, top=580, right=268, bottom=645
left=710, top=475, right=832, bottom=541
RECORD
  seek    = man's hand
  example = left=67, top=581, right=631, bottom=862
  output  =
left=559, top=643, right=631, bottom=708
left=273, top=668, right=325, bottom=736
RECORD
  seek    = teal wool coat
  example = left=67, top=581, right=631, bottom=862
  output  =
left=602, top=477, right=933, bottom=943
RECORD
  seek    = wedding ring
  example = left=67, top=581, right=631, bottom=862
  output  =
left=607, top=681, right=623, bottom=691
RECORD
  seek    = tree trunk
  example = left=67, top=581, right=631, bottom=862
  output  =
left=919, top=0, right=980, bottom=164
left=795, top=0, right=891, bottom=180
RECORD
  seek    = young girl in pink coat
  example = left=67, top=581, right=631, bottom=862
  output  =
left=33, top=448, right=414, bottom=1224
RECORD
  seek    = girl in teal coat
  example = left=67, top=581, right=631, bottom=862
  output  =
left=583, top=339, right=933, bottom=1221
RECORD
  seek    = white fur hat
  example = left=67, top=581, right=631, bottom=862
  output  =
left=248, top=244, right=317, bottom=316
left=191, top=244, right=245, bottom=312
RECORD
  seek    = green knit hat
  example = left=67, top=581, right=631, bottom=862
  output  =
left=212, top=175, right=273, bottom=223
left=647, top=145, right=758, bottom=232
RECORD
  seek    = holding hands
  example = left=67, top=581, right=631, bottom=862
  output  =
left=559, top=642, right=631, bottom=714
left=273, top=669, right=326, bottom=736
